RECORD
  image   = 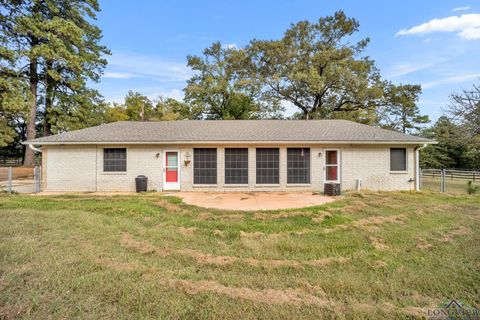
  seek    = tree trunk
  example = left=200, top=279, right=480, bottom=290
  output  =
left=44, top=61, right=53, bottom=136
left=23, top=58, right=38, bottom=167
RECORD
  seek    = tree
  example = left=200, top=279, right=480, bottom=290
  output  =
left=420, top=116, right=480, bottom=169
left=447, top=83, right=480, bottom=141
left=154, top=96, right=203, bottom=120
left=381, top=83, right=429, bottom=134
left=246, top=11, right=384, bottom=119
left=0, top=0, right=109, bottom=165
left=184, top=42, right=279, bottom=119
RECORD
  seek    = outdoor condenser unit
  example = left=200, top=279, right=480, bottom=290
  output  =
left=324, top=183, right=341, bottom=196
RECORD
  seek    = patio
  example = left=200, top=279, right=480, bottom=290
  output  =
left=167, top=191, right=336, bottom=211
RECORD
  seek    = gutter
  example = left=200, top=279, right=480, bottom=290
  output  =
left=28, top=144, right=43, bottom=153
left=23, top=140, right=438, bottom=146
left=414, top=144, right=428, bottom=191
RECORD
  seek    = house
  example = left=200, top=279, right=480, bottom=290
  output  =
left=25, top=120, right=434, bottom=193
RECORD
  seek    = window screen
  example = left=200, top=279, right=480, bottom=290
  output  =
left=256, top=148, right=279, bottom=184
left=194, top=148, right=217, bottom=184
left=225, top=148, right=248, bottom=184
left=390, top=148, right=407, bottom=171
left=287, top=148, right=310, bottom=184
left=103, top=148, right=126, bottom=172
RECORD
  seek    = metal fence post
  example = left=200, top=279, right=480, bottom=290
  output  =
left=441, top=168, right=445, bottom=193
left=7, top=166, right=12, bottom=194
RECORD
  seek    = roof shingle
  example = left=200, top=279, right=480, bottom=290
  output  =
left=26, top=120, right=434, bottom=144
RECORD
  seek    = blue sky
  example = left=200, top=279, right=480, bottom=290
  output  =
left=94, top=0, right=480, bottom=121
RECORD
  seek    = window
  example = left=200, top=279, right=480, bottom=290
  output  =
left=194, top=148, right=217, bottom=184
left=325, top=150, right=339, bottom=182
left=103, top=148, right=126, bottom=172
left=390, top=148, right=407, bottom=171
left=225, top=148, right=248, bottom=184
left=256, top=148, right=279, bottom=184
left=287, top=148, right=310, bottom=184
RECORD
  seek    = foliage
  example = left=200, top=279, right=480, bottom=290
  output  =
left=447, top=83, right=480, bottom=141
left=380, top=83, right=429, bottom=133
left=467, top=181, right=479, bottom=195
left=0, top=0, right=109, bottom=164
left=246, top=11, right=384, bottom=119
left=185, top=42, right=281, bottom=119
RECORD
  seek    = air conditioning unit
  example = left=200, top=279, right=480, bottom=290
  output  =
left=324, top=183, right=341, bottom=196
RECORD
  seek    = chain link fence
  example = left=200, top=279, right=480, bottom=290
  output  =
left=0, top=166, right=41, bottom=194
left=421, top=168, right=480, bottom=194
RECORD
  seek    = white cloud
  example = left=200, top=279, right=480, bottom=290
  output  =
left=106, top=51, right=192, bottom=82
left=222, top=43, right=237, bottom=49
left=103, top=71, right=138, bottom=79
left=452, top=6, right=470, bottom=12
left=396, top=13, right=480, bottom=40
left=388, top=61, right=437, bottom=78
left=421, top=73, right=480, bottom=89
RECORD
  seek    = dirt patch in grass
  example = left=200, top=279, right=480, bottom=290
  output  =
left=369, top=236, right=388, bottom=250
left=177, top=227, right=197, bottom=235
left=415, top=237, right=433, bottom=250
left=196, top=212, right=245, bottom=221
left=165, top=278, right=333, bottom=307
left=325, top=214, right=407, bottom=233
left=0, top=302, right=31, bottom=320
left=121, top=233, right=348, bottom=269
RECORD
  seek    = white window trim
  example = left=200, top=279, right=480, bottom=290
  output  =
left=324, top=149, right=341, bottom=183
left=390, top=148, right=408, bottom=173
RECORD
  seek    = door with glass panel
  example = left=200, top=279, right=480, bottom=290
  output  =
left=324, top=149, right=340, bottom=183
left=163, top=151, right=180, bottom=190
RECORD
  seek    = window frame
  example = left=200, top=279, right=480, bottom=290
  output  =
left=390, top=148, right=408, bottom=172
left=324, top=149, right=340, bottom=183
left=224, top=148, right=249, bottom=185
left=255, top=148, right=280, bottom=185
left=193, top=148, right=218, bottom=185
left=103, top=148, right=127, bottom=173
left=287, top=147, right=311, bottom=185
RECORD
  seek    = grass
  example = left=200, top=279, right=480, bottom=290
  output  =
left=0, top=191, right=479, bottom=319
left=422, top=176, right=480, bottom=194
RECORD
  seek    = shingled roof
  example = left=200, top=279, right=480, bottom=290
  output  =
left=26, top=120, right=434, bottom=144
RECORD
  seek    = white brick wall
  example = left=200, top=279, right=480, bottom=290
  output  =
left=43, top=144, right=417, bottom=192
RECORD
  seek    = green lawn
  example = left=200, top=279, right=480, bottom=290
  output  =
left=0, top=192, right=479, bottom=319
left=422, top=176, right=480, bottom=194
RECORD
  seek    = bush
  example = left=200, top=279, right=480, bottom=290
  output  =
left=467, top=181, right=479, bottom=195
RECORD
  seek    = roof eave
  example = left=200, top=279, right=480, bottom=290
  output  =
left=23, top=140, right=437, bottom=146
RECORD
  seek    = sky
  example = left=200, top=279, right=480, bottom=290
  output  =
left=94, top=0, right=480, bottom=121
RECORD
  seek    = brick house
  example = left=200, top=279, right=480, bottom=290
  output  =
left=25, top=120, right=434, bottom=192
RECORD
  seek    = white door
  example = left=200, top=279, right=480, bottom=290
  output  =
left=163, top=151, right=180, bottom=190
left=324, top=149, right=340, bottom=183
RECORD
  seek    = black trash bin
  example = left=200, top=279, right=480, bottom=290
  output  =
left=135, top=175, right=148, bottom=193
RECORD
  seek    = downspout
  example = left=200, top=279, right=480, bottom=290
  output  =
left=28, top=144, right=42, bottom=153
left=414, top=144, right=428, bottom=191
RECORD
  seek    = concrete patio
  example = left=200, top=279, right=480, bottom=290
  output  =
left=167, top=191, right=337, bottom=211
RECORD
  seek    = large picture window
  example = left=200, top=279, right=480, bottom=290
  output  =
left=194, top=148, right=217, bottom=184
left=287, top=148, right=310, bottom=184
left=390, top=148, right=407, bottom=171
left=225, top=148, right=248, bottom=184
left=103, top=148, right=127, bottom=172
left=256, top=148, right=279, bottom=184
